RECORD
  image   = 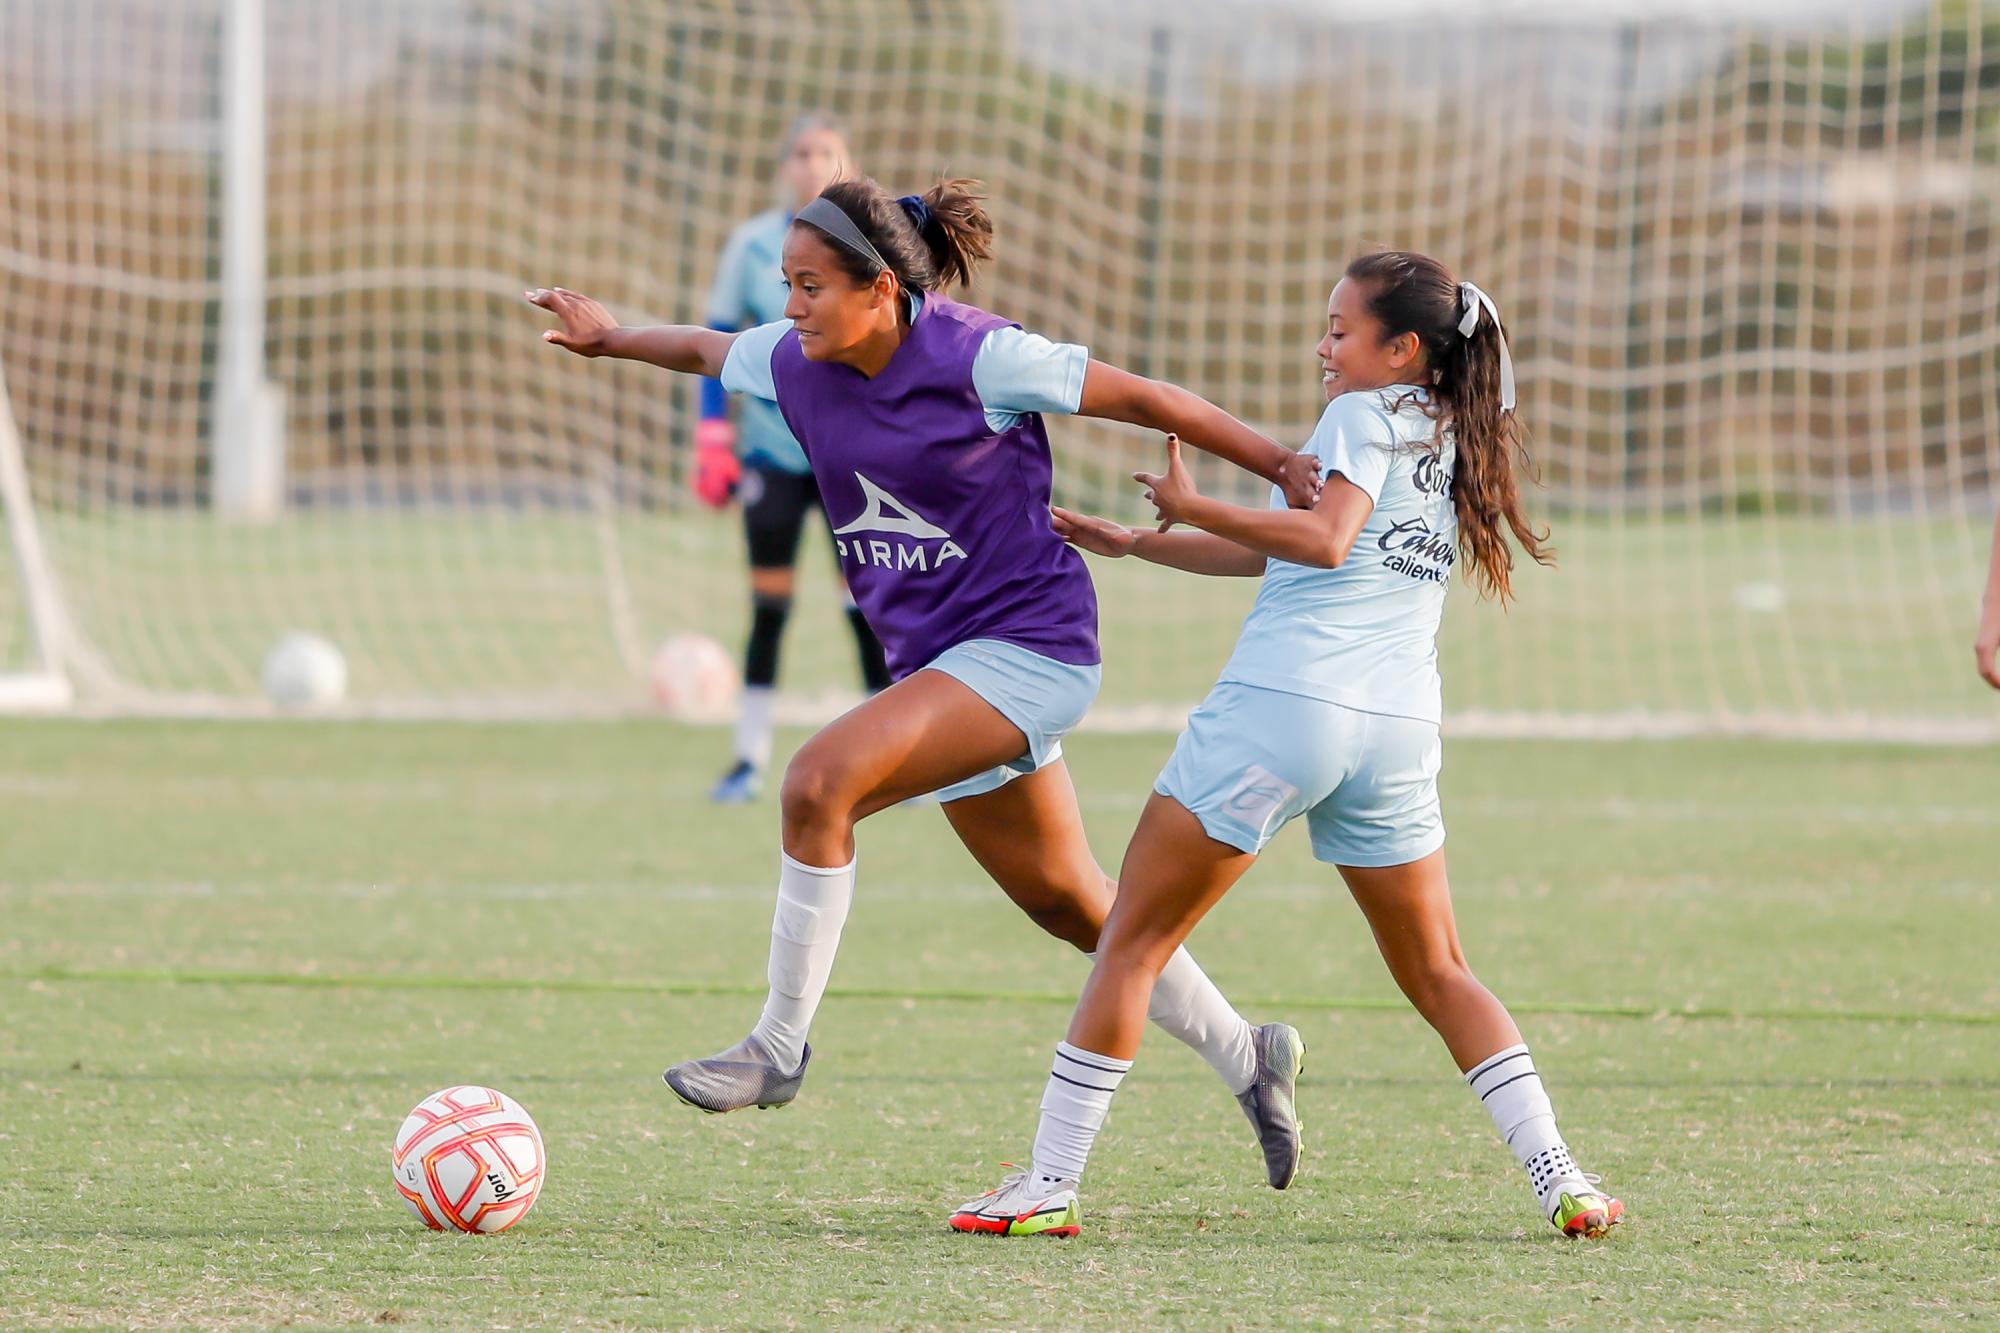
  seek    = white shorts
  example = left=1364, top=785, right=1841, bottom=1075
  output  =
left=920, top=639, right=1102, bottom=804
left=1154, top=681, right=1445, bottom=867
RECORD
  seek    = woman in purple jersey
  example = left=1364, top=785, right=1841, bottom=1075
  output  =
left=529, top=176, right=1319, bottom=1188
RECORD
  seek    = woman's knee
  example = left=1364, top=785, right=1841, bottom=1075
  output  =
left=1006, top=869, right=1108, bottom=950
left=1094, top=909, right=1185, bottom=977
left=1391, top=947, right=1481, bottom=1019
left=779, top=745, right=859, bottom=830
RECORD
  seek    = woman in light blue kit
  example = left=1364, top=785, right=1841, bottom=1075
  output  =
left=953, top=251, right=1626, bottom=1242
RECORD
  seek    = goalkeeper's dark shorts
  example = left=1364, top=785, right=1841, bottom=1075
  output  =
left=740, top=460, right=824, bottom=570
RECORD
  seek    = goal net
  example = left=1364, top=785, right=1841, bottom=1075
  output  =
left=2, top=0, right=1996, bottom=737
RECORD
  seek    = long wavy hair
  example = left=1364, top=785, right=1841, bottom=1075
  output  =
left=1346, top=250, right=1554, bottom=603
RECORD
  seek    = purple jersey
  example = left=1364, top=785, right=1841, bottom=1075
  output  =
left=766, top=297, right=1099, bottom=680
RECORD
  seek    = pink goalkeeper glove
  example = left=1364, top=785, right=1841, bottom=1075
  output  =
left=692, top=419, right=740, bottom=509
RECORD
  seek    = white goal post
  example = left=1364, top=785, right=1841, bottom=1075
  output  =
left=0, top=359, right=74, bottom=711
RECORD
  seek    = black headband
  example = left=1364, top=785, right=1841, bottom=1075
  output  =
left=796, top=194, right=938, bottom=276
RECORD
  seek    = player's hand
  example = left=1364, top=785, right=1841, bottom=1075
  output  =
left=692, top=420, right=740, bottom=509
left=526, top=287, right=620, bottom=357
left=1977, top=611, right=2000, bottom=689
left=1051, top=506, right=1138, bottom=559
left=1134, top=434, right=1200, bottom=533
left=1276, top=448, right=1323, bottom=510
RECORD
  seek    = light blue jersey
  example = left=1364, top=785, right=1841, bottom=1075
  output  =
left=1218, top=387, right=1457, bottom=724
left=706, top=209, right=809, bottom=473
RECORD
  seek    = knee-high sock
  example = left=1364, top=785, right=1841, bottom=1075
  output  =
left=1091, top=945, right=1257, bottom=1095
left=1465, top=1044, right=1580, bottom=1204
left=1030, top=1041, right=1132, bottom=1184
left=746, top=852, right=855, bottom=1072
left=733, top=686, right=777, bottom=770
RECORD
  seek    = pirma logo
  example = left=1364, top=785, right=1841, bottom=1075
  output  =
left=833, top=474, right=969, bottom=572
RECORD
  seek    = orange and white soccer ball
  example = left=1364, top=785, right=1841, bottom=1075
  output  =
left=648, top=632, right=738, bottom=720
left=392, top=1085, right=545, bottom=1233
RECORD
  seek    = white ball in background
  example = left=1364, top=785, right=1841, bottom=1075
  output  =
left=1732, top=581, right=1787, bottom=614
left=261, top=631, right=348, bottom=711
left=648, top=633, right=737, bottom=720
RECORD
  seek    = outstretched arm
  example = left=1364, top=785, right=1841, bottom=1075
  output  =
left=1051, top=506, right=1265, bottom=577
left=527, top=287, right=736, bottom=376
left=1134, top=435, right=1374, bottom=570
left=1077, top=361, right=1320, bottom=509
left=1978, top=507, right=2000, bottom=690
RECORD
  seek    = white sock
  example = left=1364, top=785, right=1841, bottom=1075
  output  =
left=1092, top=946, right=1257, bottom=1095
left=746, top=852, right=855, bottom=1072
left=1029, top=1042, right=1132, bottom=1184
left=734, top=685, right=777, bottom=770
left=1465, top=1043, right=1579, bottom=1203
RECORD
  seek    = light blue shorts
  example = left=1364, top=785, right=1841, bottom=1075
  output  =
left=919, top=639, right=1102, bottom=804
left=1154, top=681, right=1446, bottom=867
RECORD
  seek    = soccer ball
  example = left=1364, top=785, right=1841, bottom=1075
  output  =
left=648, top=632, right=737, bottom=720
left=391, top=1085, right=546, bottom=1233
left=261, top=631, right=347, bottom=711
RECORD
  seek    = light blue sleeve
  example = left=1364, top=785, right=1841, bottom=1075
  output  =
left=1309, top=398, right=1396, bottom=503
left=718, top=320, right=789, bottom=403
left=970, top=326, right=1089, bottom=433
left=704, top=223, right=756, bottom=328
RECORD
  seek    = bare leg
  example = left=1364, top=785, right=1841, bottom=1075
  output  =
left=948, top=770, right=1261, bottom=1098
left=942, top=760, right=1111, bottom=951
left=1338, top=850, right=1620, bottom=1233
left=1067, top=794, right=1258, bottom=1061
left=1335, top=849, right=1520, bottom=1072
left=667, top=670, right=1035, bottom=1107
left=777, top=668, right=1029, bottom=865
left=951, top=795, right=1290, bottom=1209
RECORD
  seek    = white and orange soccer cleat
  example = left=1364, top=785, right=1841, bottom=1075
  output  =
left=948, top=1166, right=1081, bottom=1238
left=1545, top=1174, right=1625, bottom=1239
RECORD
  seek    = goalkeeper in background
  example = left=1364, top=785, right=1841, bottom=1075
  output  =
left=698, top=113, right=892, bottom=804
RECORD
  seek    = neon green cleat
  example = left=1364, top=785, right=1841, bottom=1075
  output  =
left=948, top=1167, right=1081, bottom=1238
left=1547, top=1176, right=1625, bottom=1239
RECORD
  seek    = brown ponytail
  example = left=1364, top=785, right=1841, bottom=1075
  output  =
left=1344, top=250, right=1554, bottom=604
left=916, top=177, right=994, bottom=291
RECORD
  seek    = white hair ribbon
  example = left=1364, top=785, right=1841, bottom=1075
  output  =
left=1457, top=281, right=1516, bottom=412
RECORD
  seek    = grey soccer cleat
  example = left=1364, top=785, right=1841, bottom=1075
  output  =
left=1236, top=1022, right=1306, bottom=1189
left=663, top=1036, right=811, bottom=1113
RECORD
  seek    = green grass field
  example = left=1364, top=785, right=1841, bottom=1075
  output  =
left=3, top=720, right=1998, bottom=1329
